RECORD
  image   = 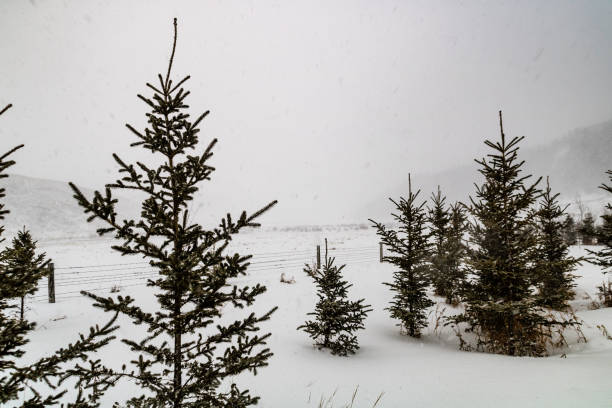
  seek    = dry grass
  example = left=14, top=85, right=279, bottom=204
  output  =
left=596, top=324, right=612, bottom=341
left=313, top=386, right=384, bottom=408
left=451, top=308, right=587, bottom=356
left=430, top=303, right=448, bottom=337
left=597, top=280, right=612, bottom=307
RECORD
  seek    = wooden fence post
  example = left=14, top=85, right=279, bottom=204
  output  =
left=324, top=238, right=328, bottom=260
left=379, top=242, right=383, bottom=263
left=316, top=245, right=321, bottom=269
left=48, top=262, right=55, bottom=303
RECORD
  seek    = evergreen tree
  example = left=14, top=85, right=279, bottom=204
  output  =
left=588, top=170, right=612, bottom=274
left=579, top=212, right=597, bottom=245
left=1, top=228, right=50, bottom=322
left=562, top=214, right=578, bottom=245
left=0, top=104, right=117, bottom=406
left=0, top=103, right=30, bottom=403
left=454, top=111, right=576, bottom=357
left=69, top=20, right=277, bottom=407
left=370, top=175, right=433, bottom=337
left=531, top=177, right=581, bottom=310
left=443, top=202, right=468, bottom=305
left=298, top=243, right=371, bottom=356
left=427, top=187, right=451, bottom=299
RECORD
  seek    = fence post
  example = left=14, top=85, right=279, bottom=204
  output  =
left=48, top=262, right=55, bottom=303
left=324, top=238, right=328, bottom=261
left=316, top=245, right=321, bottom=269
left=379, top=242, right=383, bottom=263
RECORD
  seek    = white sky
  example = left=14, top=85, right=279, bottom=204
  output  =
left=1, top=0, right=611, bottom=225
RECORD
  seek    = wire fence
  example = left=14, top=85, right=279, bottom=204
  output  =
left=29, top=244, right=381, bottom=303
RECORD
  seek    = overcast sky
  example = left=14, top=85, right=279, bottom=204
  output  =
left=1, top=0, right=611, bottom=225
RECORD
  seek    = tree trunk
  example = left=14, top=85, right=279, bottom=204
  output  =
left=173, top=293, right=182, bottom=408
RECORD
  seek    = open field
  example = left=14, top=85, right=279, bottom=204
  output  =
left=16, top=228, right=612, bottom=408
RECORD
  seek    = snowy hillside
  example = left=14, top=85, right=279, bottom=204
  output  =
left=2, top=174, right=140, bottom=241
left=3, top=117, right=610, bottom=237
left=366, top=119, right=612, bottom=222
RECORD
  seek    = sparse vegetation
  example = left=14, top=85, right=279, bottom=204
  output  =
left=311, top=386, right=384, bottom=408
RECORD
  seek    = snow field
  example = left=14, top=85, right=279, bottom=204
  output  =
left=16, top=229, right=612, bottom=407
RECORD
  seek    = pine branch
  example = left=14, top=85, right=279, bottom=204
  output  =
left=0, top=104, right=12, bottom=117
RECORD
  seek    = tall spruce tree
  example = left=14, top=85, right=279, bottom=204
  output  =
left=454, top=111, right=576, bottom=357
left=427, top=187, right=451, bottom=299
left=370, top=175, right=433, bottom=337
left=0, top=104, right=118, bottom=407
left=1, top=228, right=50, bottom=322
left=443, top=202, right=468, bottom=305
left=531, top=178, right=580, bottom=310
left=298, top=243, right=372, bottom=356
left=68, top=20, right=277, bottom=407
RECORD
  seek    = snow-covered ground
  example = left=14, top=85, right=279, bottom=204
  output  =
left=16, top=228, right=612, bottom=407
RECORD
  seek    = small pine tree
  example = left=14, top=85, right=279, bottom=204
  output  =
left=370, top=175, right=433, bottom=337
left=579, top=212, right=597, bottom=245
left=531, top=178, right=581, bottom=310
left=588, top=170, right=612, bottom=305
left=427, top=187, right=451, bottom=299
left=0, top=104, right=29, bottom=403
left=298, top=243, right=372, bottom=356
left=443, top=202, right=468, bottom=305
left=454, top=111, right=577, bottom=357
left=562, top=214, right=578, bottom=245
left=0, top=104, right=117, bottom=406
left=69, top=20, right=277, bottom=407
left=1, top=228, right=50, bottom=322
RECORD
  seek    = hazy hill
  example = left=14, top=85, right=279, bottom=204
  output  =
left=1, top=174, right=139, bottom=241
left=365, top=119, right=612, bottom=221
left=1, top=120, right=610, bottom=237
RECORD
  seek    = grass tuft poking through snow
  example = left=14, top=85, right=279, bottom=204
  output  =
left=314, top=386, right=384, bottom=408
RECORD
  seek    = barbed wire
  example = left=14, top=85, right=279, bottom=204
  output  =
left=29, top=244, right=381, bottom=303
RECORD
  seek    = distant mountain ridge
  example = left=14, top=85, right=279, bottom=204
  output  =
left=365, top=119, right=612, bottom=221
left=1, top=119, right=610, bottom=237
left=1, top=174, right=139, bottom=241
left=523, top=119, right=611, bottom=198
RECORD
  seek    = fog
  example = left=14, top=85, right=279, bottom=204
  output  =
left=1, top=0, right=611, bottom=225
